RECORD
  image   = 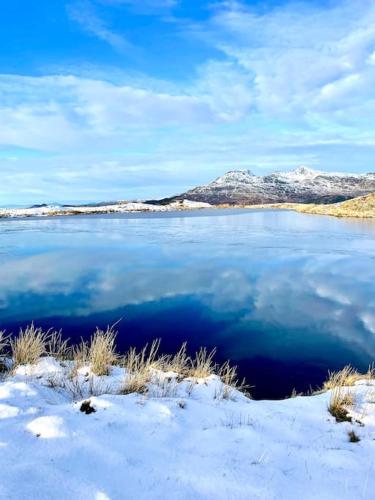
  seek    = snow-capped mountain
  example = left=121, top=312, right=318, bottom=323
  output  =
left=166, top=167, right=375, bottom=205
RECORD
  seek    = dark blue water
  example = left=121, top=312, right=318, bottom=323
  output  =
left=1, top=208, right=375, bottom=398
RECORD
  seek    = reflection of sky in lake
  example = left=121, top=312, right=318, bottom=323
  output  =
left=1, top=209, right=375, bottom=398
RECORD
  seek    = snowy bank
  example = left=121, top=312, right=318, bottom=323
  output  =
left=1, top=355, right=375, bottom=499
left=0, top=199, right=212, bottom=219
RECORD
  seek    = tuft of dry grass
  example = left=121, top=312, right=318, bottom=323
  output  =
left=328, top=386, right=354, bottom=423
left=323, top=365, right=374, bottom=391
left=0, top=330, right=10, bottom=372
left=46, top=330, right=70, bottom=360
left=89, top=326, right=119, bottom=376
left=11, top=323, right=50, bottom=367
left=162, top=342, right=190, bottom=377
left=325, top=366, right=360, bottom=423
left=6, top=323, right=252, bottom=400
left=0, top=330, right=10, bottom=356
left=217, top=361, right=249, bottom=400
left=70, top=339, right=90, bottom=373
left=121, top=339, right=161, bottom=394
left=289, top=388, right=304, bottom=398
left=189, top=347, right=217, bottom=378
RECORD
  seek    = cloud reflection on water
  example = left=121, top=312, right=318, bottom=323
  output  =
left=0, top=211, right=375, bottom=372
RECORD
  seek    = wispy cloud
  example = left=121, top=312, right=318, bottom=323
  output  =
left=67, top=0, right=132, bottom=51
left=196, top=0, right=375, bottom=125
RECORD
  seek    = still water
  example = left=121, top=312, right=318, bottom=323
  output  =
left=1, top=208, right=375, bottom=398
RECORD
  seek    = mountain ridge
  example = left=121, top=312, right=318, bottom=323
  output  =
left=158, top=167, right=375, bottom=205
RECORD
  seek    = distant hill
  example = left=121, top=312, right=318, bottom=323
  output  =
left=160, top=167, right=375, bottom=205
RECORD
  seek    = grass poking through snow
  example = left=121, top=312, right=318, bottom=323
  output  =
left=0, top=330, right=10, bottom=372
left=3, top=323, right=251, bottom=399
left=217, top=361, right=249, bottom=400
left=189, top=347, right=217, bottom=378
left=328, top=386, right=354, bottom=423
left=121, top=339, right=161, bottom=394
left=322, top=365, right=375, bottom=423
left=89, top=326, right=119, bottom=376
left=46, top=331, right=70, bottom=360
left=323, top=365, right=374, bottom=391
left=11, top=324, right=50, bottom=368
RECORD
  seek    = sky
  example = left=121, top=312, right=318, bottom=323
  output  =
left=1, top=0, right=375, bottom=205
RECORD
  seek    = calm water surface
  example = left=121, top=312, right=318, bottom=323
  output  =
left=1, top=208, right=375, bottom=398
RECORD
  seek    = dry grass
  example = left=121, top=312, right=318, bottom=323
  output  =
left=189, top=347, right=217, bottom=378
left=328, top=386, right=354, bottom=423
left=5, top=323, right=251, bottom=399
left=323, top=365, right=371, bottom=422
left=121, top=339, right=161, bottom=394
left=289, top=388, right=304, bottom=398
left=0, top=330, right=10, bottom=372
left=89, top=326, right=119, bottom=376
left=162, top=342, right=190, bottom=377
left=0, top=330, right=9, bottom=356
left=249, top=192, right=375, bottom=219
left=323, top=365, right=374, bottom=391
left=46, top=330, right=70, bottom=360
left=11, top=324, right=50, bottom=367
left=120, top=342, right=249, bottom=397
left=217, top=361, right=249, bottom=400
left=148, top=376, right=179, bottom=398
left=70, top=339, right=90, bottom=371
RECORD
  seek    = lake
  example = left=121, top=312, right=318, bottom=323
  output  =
left=1, top=208, right=375, bottom=399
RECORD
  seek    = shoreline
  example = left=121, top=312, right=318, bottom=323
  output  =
left=2, top=196, right=375, bottom=220
left=0, top=199, right=213, bottom=220
left=242, top=202, right=375, bottom=219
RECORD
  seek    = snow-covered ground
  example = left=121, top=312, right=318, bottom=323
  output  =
left=1, top=358, right=375, bottom=499
left=0, top=200, right=212, bottom=219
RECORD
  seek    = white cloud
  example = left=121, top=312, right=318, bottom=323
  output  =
left=67, top=0, right=132, bottom=51
left=194, top=60, right=253, bottom=121
left=361, top=312, right=375, bottom=334
left=197, top=0, right=375, bottom=124
left=0, top=74, right=219, bottom=153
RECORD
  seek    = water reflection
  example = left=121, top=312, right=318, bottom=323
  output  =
left=0, top=209, right=374, bottom=398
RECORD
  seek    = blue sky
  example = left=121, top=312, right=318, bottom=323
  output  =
left=1, top=0, right=375, bottom=205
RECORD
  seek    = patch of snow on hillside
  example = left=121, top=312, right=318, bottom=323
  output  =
left=212, top=170, right=255, bottom=186
left=278, top=166, right=321, bottom=181
left=0, top=200, right=212, bottom=219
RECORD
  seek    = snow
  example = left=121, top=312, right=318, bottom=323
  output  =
left=168, top=199, right=211, bottom=210
left=277, top=166, right=322, bottom=181
left=184, top=167, right=375, bottom=205
left=1, top=357, right=375, bottom=499
left=213, top=170, right=256, bottom=185
left=0, top=200, right=211, bottom=219
left=27, top=416, right=67, bottom=439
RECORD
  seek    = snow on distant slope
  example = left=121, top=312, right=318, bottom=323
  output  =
left=170, top=167, right=375, bottom=205
left=0, top=200, right=212, bottom=219
left=277, top=166, right=321, bottom=181
left=1, top=358, right=375, bottom=499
